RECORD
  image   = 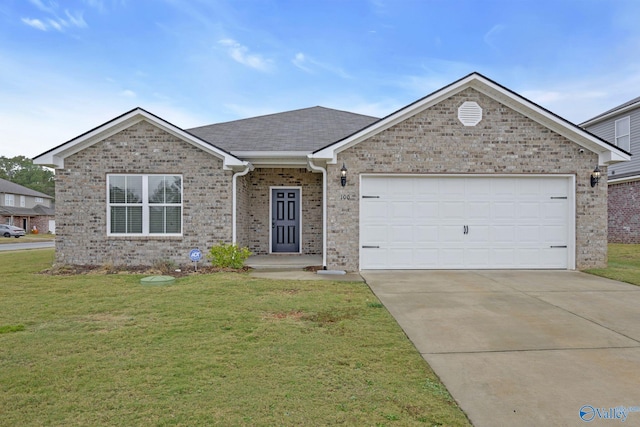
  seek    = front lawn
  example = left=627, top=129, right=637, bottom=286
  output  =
left=585, top=243, right=640, bottom=286
left=0, top=250, right=469, bottom=426
left=0, top=233, right=55, bottom=244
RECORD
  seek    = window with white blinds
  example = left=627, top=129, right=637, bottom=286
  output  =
left=107, top=175, right=182, bottom=235
left=615, top=116, right=630, bottom=152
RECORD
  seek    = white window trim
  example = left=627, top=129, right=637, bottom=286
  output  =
left=5, top=194, right=14, bottom=206
left=615, top=116, right=631, bottom=152
left=106, top=174, right=183, bottom=236
left=35, top=197, right=43, bottom=203
left=20, top=196, right=26, bottom=207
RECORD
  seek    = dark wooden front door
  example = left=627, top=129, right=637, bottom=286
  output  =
left=271, top=189, right=300, bottom=252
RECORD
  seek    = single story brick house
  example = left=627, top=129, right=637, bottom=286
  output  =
left=34, top=73, right=629, bottom=270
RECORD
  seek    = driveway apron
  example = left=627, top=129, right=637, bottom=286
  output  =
left=362, top=270, right=640, bottom=427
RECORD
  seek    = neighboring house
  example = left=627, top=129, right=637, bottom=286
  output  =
left=34, top=73, right=629, bottom=270
left=0, top=177, right=55, bottom=233
left=581, top=97, right=639, bottom=243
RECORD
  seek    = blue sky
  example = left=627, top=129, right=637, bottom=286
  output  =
left=2, top=0, right=640, bottom=158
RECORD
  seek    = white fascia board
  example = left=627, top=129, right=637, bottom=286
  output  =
left=33, top=108, right=246, bottom=170
left=232, top=151, right=310, bottom=167
left=609, top=174, right=640, bottom=184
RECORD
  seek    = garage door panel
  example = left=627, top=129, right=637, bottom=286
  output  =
left=390, top=225, right=414, bottom=244
left=440, top=226, right=465, bottom=242
left=415, top=202, right=439, bottom=219
left=389, top=201, right=414, bottom=221
left=415, top=226, right=439, bottom=243
left=440, top=201, right=465, bottom=219
left=414, top=249, right=440, bottom=268
left=543, top=202, right=568, bottom=220
left=387, top=248, right=414, bottom=268
left=467, top=201, right=491, bottom=220
left=360, top=176, right=572, bottom=270
left=465, top=249, right=490, bottom=267
left=361, top=224, right=387, bottom=245
left=440, top=249, right=466, bottom=268
left=491, top=226, right=517, bottom=243
left=518, top=202, right=541, bottom=219
left=361, top=201, right=387, bottom=221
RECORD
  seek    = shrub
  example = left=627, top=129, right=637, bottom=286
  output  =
left=208, top=242, right=252, bottom=269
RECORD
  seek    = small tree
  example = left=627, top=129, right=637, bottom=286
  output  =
left=208, top=242, right=252, bottom=269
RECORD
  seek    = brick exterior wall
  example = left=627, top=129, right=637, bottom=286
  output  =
left=326, top=88, right=608, bottom=271
left=54, top=121, right=233, bottom=267
left=237, top=168, right=322, bottom=255
left=608, top=180, right=640, bottom=243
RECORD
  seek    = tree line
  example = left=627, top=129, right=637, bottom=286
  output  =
left=0, top=156, right=55, bottom=197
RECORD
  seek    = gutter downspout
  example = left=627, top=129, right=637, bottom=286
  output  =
left=232, top=163, right=253, bottom=245
left=307, top=156, right=327, bottom=269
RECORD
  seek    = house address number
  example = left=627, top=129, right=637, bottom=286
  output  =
left=340, top=194, right=354, bottom=200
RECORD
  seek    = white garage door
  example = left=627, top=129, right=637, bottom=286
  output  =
left=360, top=176, right=573, bottom=270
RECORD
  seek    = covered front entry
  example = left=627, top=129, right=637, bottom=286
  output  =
left=271, top=188, right=301, bottom=253
left=360, top=175, right=574, bottom=269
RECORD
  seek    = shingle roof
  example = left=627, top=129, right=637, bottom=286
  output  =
left=186, top=106, right=379, bottom=152
left=0, top=205, right=54, bottom=216
left=0, top=178, right=52, bottom=199
left=581, top=95, right=640, bottom=125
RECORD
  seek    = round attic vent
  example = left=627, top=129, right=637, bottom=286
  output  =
left=458, top=101, right=482, bottom=126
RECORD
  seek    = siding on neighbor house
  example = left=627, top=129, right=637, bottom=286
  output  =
left=585, top=108, right=640, bottom=178
left=54, top=121, right=233, bottom=267
left=325, top=87, right=607, bottom=271
left=237, top=168, right=322, bottom=255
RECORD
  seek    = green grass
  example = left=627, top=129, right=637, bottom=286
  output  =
left=0, top=233, right=55, bottom=244
left=585, top=244, right=640, bottom=286
left=0, top=250, right=469, bottom=426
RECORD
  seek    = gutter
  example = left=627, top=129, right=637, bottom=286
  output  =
left=307, top=156, right=327, bottom=269
left=232, top=163, right=254, bottom=245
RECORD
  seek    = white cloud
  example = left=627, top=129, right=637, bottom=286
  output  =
left=120, top=89, right=137, bottom=98
left=291, top=52, right=350, bottom=78
left=484, top=24, right=506, bottom=51
left=21, top=18, right=47, bottom=31
left=218, top=39, right=273, bottom=72
left=48, top=18, right=63, bottom=31
left=22, top=2, right=88, bottom=32
left=65, top=10, right=87, bottom=28
left=292, top=53, right=312, bottom=73
left=28, top=0, right=56, bottom=14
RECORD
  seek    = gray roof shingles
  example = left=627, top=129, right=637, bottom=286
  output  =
left=0, top=178, right=52, bottom=199
left=186, top=106, right=379, bottom=153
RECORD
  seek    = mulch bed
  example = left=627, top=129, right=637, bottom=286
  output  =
left=40, top=264, right=250, bottom=277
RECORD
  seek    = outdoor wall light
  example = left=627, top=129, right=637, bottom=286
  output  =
left=590, top=166, right=601, bottom=187
left=340, top=163, right=348, bottom=187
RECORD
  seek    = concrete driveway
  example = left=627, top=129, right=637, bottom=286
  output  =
left=362, top=270, right=640, bottom=427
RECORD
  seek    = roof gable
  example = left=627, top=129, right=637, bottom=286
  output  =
left=33, top=108, right=247, bottom=170
left=312, top=72, right=630, bottom=166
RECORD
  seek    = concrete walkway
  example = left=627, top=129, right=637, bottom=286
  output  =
left=362, top=270, right=640, bottom=427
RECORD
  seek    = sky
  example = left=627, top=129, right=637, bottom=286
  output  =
left=1, top=0, right=640, bottom=159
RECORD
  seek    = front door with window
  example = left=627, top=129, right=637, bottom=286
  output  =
left=271, top=188, right=300, bottom=252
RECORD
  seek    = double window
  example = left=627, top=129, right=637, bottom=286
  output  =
left=615, top=116, right=631, bottom=152
left=107, top=175, right=182, bottom=235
